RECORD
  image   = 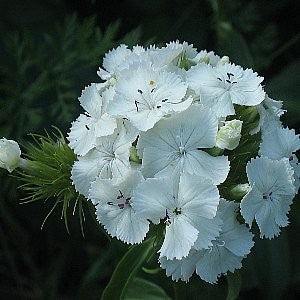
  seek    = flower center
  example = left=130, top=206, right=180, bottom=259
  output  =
left=217, top=72, right=237, bottom=90
left=173, top=207, right=182, bottom=215
left=263, top=192, right=274, bottom=201
left=107, top=190, right=131, bottom=209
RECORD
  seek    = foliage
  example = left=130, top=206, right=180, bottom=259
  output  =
left=17, top=129, right=84, bottom=233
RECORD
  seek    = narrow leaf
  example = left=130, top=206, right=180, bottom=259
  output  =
left=101, top=237, right=159, bottom=300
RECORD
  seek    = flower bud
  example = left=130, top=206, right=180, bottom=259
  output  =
left=217, top=56, right=230, bottom=66
left=229, top=183, right=250, bottom=200
left=0, top=138, right=21, bottom=172
left=216, top=120, right=243, bottom=150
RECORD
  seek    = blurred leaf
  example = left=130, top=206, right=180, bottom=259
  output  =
left=222, top=28, right=254, bottom=68
left=266, top=59, right=300, bottom=125
left=226, top=271, right=241, bottom=300
left=254, top=231, right=291, bottom=300
left=101, top=237, right=158, bottom=300
left=124, top=277, right=171, bottom=300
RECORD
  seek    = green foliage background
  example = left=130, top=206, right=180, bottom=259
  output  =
left=0, top=0, right=299, bottom=299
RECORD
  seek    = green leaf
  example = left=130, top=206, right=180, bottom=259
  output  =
left=101, top=237, right=160, bottom=300
left=124, top=277, right=171, bottom=300
left=223, top=28, right=254, bottom=68
left=226, top=270, right=242, bottom=300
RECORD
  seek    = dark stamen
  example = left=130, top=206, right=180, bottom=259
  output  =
left=162, top=99, right=168, bottom=102
left=217, top=77, right=222, bottom=81
left=117, top=190, right=124, bottom=199
left=226, top=79, right=231, bottom=84
left=134, top=100, right=139, bottom=112
left=151, top=88, right=155, bottom=93
left=85, top=125, right=90, bottom=130
left=107, top=202, right=114, bottom=205
left=137, top=89, right=143, bottom=94
left=156, top=105, right=161, bottom=109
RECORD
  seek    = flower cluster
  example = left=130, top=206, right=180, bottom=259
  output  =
left=66, top=41, right=299, bottom=283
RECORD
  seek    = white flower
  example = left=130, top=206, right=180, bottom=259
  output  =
left=107, top=61, right=192, bottom=131
left=68, top=84, right=117, bottom=156
left=71, top=120, right=138, bottom=197
left=89, top=170, right=149, bottom=244
left=137, top=105, right=230, bottom=184
left=97, top=44, right=132, bottom=84
left=240, top=157, right=295, bottom=239
left=195, top=199, right=254, bottom=283
left=0, top=138, right=21, bottom=172
left=251, top=95, right=285, bottom=135
left=187, top=63, right=265, bottom=117
left=259, top=126, right=300, bottom=192
left=132, top=172, right=221, bottom=260
left=259, top=126, right=300, bottom=160
left=160, top=199, right=254, bottom=283
left=216, top=119, right=243, bottom=150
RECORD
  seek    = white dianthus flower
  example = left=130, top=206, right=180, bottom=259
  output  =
left=160, top=199, right=254, bottom=283
left=71, top=120, right=138, bottom=197
left=251, top=95, right=285, bottom=135
left=68, top=84, right=117, bottom=156
left=240, top=157, right=295, bottom=239
left=137, top=105, right=230, bottom=184
left=187, top=63, right=265, bottom=117
left=89, top=170, right=149, bottom=244
left=107, top=61, right=192, bottom=131
left=132, top=172, right=221, bottom=260
left=259, top=126, right=300, bottom=191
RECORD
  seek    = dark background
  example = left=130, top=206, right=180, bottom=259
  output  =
left=0, top=0, right=299, bottom=299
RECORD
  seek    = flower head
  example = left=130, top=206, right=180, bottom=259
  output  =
left=0, top=138, right=21, bottom=173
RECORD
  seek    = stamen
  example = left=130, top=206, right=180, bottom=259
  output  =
left=135, top=100, right=139, bottom=112
left=217, top=77, right=222, bottom=81
left=162, top=99, right=168, bottom=102
left=156, top=105, right=161, bottom=109
left=227, top=72, right=234, bottom=78
left=137, top=89, right=143, bottom=94
left=173, top=207, right=181, bottom=215
left=149, top=80, right=155, bottom=85
left=85, top=125, right=90, bottom=130
left=117, top=190, right=124, bottom=199
left=226, top=79, right=231, bottom=84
